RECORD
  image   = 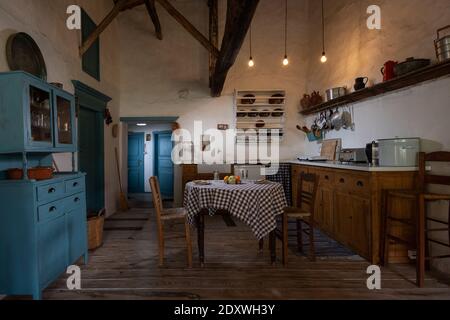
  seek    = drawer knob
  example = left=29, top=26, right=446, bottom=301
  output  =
left=49, top=206, right=57, bottom=213
left=339, top=178, right=345, bottom=183
left=48, top=188, right=56, bottom=194
left=74, top=197, right=80, bottom=203
left=325, top=175, right=329, bottom=180
left=357, top=181, right=364, bottom=187
left=73, top=182, right=79, bottom=187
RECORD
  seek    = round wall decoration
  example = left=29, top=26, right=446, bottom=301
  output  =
left=6, top=32, right=47, bottom=80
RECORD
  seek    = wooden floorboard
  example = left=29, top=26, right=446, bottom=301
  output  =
left=43, top=207, right=450, bottom=300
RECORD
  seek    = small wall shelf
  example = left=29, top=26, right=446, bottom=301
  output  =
left=300, top=60, right=450, bottom=116
left=234, top=90, right=286, bottom=144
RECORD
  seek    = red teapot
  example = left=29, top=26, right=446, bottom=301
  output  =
left=381, top=60, right=398, bottom=82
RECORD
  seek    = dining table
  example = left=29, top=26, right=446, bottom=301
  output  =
left=183, top=180, right=288, bottom=266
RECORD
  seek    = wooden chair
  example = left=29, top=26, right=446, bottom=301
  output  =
left=382, top=152, right=450, bottom=287
left=149, top=176, right=193, bottom=268
left=281, top=173, right=319, bottom=265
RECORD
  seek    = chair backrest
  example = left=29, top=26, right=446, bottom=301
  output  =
left=149, top=176, right=164, bottom=223
left=419, top=152, right=450, bottom=189
left=296, top=173, right=319, bottom=214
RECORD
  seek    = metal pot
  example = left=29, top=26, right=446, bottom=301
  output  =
left=394, top=57, right=431, bottom=77
left=326, top=87, right=346, bottom=101
left=435, top=25, right=450, bottom=62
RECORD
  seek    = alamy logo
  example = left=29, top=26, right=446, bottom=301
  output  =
left=366, top=265, right=381, bottom=290
left=66, top=265, right=81, bottom=290
left=66, top=5, right=81, bottom=30
left=367, top=5, right=381, bottom=30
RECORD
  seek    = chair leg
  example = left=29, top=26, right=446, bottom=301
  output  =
left=184, top=220, right=193, bottom=268
left=158, top=224, right=165, bottom=268
left=382, top=193, right=392, bottom=267
left=282, top=213, right=289, bottom=266
left=296, top=219, right=303, bottom=253
left=308, top=217, right=316, bottom=262
left=417, top=195, right=426, bottom=288
left=259, top=239, right=264, bottom=253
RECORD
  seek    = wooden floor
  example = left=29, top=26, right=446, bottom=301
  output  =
left=43, top=206, right=450, bottom=300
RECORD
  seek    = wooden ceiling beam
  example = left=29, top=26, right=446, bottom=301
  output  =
left=155, top=0, right=219, bottom=58
left=211, top=0, right=259, bottom=97
left=144, top=0, right=163, bottom=40
left=80, top=0, right=128, bottom=56
left=208, top=0, right=219, bottom=87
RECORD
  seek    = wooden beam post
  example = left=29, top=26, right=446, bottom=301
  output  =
left=144, top=0, right=163, bottom=40
left=208, top=0, right=219, bottom=88
left=80, top=0, right=128, bottom=56
left=155, top=0, right=219, bottom=58
left=211, top=0, right=259, bottom=97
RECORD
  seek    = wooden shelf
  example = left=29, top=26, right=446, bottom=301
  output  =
left=300, top=60, right=450, bottom=116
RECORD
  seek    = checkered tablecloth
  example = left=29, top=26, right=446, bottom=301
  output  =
left=184, top=181, right=287, bottom=240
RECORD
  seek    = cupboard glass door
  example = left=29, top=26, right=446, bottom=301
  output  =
left=54, top=91, right=76, bottom=150
left=29, top=85, right=52, bottom=147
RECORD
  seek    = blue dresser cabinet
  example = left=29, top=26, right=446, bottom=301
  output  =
left=0, top=72, right=87, bottom=300
left=0, top=173, right=88, bottom=300
left=0, top=71, right=77, bottom=153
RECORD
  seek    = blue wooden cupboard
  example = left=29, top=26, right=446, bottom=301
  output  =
left=0, top=71, right=88, bottom=300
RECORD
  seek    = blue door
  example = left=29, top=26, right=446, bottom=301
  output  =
left=128, top=132, right=145, bottom=193
left=154, top=131, right=174, bottom=199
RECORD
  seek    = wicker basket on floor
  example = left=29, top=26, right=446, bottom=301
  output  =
left=88, top=209, right=105, bottom=250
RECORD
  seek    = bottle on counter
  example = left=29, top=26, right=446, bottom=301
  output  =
left=213, top=170, right=220, bottom=181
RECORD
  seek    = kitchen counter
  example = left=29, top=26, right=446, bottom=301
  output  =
left=286, top=160, right=420, bottom=172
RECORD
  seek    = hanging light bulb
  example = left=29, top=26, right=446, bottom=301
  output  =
left=282, top=0, right=289, bottom=66
left=320, top=0, right=327, bottom=64
left=248, top=25, right=255, bottom=68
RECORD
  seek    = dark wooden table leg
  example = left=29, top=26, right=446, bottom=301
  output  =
left=197, top=211, right=205, bottom=267
left=269, top=230, right=276, bottom=265
left=259, top=239, right=264, bottom=253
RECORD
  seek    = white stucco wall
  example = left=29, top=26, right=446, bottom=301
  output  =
left=0, top=0, right=122, bottom=216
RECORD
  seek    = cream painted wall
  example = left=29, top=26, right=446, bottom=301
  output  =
left=303, top=0, right=450, bottom=274
left=0, top=0, right=122, bottom=216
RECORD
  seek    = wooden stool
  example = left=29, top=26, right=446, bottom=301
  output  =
left=382, top=152, right=450, bottom=287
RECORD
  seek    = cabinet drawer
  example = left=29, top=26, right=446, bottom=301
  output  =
left=65, top=178, right=84, bottom=194
left=317, top=169, right=335, bottom=186
left=349, top=175, right=371, bottom=195
left=38, top=199, right=65, bottom=222
left=65, top=193, right=84, bottom=210
left=37, top=182, right=65, bottom=203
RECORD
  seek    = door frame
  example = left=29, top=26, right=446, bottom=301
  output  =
left=72, top=81, right=111, bottom=212
left=127, top=132, right=146, bottom=194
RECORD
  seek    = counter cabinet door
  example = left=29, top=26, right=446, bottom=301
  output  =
left=351, top=196, right=371, bottom=258
left=333, top=190, right=353, bottom=245
left=66, top=194, right=87, bottom=264
left=38, top=215, right=68, bottom=288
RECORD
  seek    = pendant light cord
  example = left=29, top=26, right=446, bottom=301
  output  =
left=322, top=0, right=325, bottom=54
left=249, top=25, right=253, bottom=58
left=284, top=0, right=288, bottom=57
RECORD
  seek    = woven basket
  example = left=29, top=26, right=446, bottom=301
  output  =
left=88, top=216, right=104, bottom=250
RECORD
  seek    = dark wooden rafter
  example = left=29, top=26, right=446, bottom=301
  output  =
left=155, top=0, right=219, bottom=58
left=144, top=0, right=163, bottom=40
left=208, top=0, right=219, bottom=88
left=211, top=0, right=259, bottom=97
left=79, top=0, right=128, bottom=56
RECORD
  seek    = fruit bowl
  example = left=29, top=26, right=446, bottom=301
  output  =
left=223, top=176, right=242, bottom=185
